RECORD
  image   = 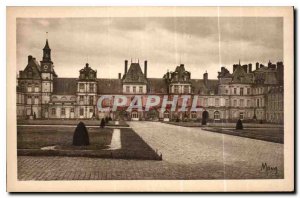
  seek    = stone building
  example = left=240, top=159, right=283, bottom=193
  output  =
left=17, top=39, right=284, bottom=123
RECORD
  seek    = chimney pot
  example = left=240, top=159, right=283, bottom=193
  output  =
left=28, top=55, right=33, bottom=63
left=118, top=73, right=121, bottom=79
left=124, top=60, right=128, bottom=74
left=144, top=60, right=148, bottom=78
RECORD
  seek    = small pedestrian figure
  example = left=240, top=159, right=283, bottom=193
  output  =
left=236, top=119, right=243, bottom=130
left=100, top=118, right=105, bottom=128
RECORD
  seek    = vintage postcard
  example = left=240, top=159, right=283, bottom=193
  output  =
left=7, top=6, right=294, bottom=192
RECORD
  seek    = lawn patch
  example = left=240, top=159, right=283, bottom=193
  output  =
left=17, top=125, right=161, bottom=160
left=202, top=127, right=283, bottom=144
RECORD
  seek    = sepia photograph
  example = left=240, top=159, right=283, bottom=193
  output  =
left=6, top=6, right=294, bottom=192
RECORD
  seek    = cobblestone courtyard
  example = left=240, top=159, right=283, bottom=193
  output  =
left=18, top=122, right=283, bottom=180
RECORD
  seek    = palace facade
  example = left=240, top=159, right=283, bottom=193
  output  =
left=17, top=39, right=284, bottom=123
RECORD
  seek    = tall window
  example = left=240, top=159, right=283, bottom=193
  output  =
left=215, top=98, right=220, bottom=106
left=174, top=85, right=179, bottom=94
left=89, top=84, right=94, bottom=92
left=240, top=88, right=244, bottom=96
left=133, top=86, right=136, bottom=93
left=233, top=100, right=237, bottom=107
left=126, top=86, right=130, bottom=92
left=27, top=96, right=32, bottom=104
left=204, top=98, right=208, bottom=106
left=79, top=95, right=84, bottom=101
left=27, top=86, right=32, bottom=92
left=240, top=99, right=244, bottom=107
left=184, top=85, right=189, bottom=94
left=257, top=98, right=260, bottom=107
left=225, top=99, right=229, bottom=106
left=247, top=100, right=251, bottom=107
left=89, top=96, right=93, bottom=105
left=247, top=88, right=250, bottom=95
left=214, top=111, right=220, bottom=120
left=70, top=108, right=74, bottom=113
left=139, top=86, right=143, bottom=93
left=80, top=108, right=84, bottom=116
left=51, top=108, right=56, bottom=115
left=240, top=112, right=244, bottom=120
left=234, top=88, right=237, bottom=95
left=61, top=108, right=65, bottom=115
left=34, top=86, right=39, bottom=92
left=79, top=83, right=84, bottom=91
left=34, top=96, right=39, bottom=104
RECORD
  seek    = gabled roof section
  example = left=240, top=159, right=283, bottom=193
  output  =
left=53, top=78, right=77, bottom=95
left=167, top=64, right=191, bottom=83
left=123, top=63, right=147, bottom=84
left=18, top=56, right=41, bottom=79
left=79, top=63, right=97, bottom=80
left=232, top=65, right=253, bottom=83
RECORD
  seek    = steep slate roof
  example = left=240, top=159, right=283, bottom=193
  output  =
left=43, top=39, right=50, bottom=50
left=232, top=65, right=253, bottom=84
left=191, top=79, right=219, bottom=94
left=97, top=79, right=123, bottom=94
left=147, top=78, right=168, bottom=94
left=254, top=66, right=279, bottom=85
left=123, top=63, right=147, bottom=84
left=53, top=78, right=77, bottom=95
left=19, top=57, right=41, bottom=79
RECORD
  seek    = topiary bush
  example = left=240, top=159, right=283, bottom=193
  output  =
left=236, top=119, right=243, bottom=130
left=73, top=122, right=90, bottom=146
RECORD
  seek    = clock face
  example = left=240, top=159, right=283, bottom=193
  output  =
left=44, top=65, right=48, bottom=70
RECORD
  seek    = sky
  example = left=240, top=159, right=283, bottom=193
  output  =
left=17, top=17, right=283, bottom=79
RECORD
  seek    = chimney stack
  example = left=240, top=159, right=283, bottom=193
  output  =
left=144, top=60, right=147, bottom=78
left=28, top=55, right=33, bottom=63
left=248, top=63, right=252, bottom=73
left=203, top=72, right=208, bottom=85
left=124, top=60, right=128, bottom=74
left=118, top=73, right=121, bottom=79
left=256, top=62, right=259, bottom=70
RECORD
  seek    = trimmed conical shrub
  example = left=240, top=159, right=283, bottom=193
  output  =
left=236, top=119, right=243, bottom=130
left=100, top=118, right=105, bottom=128
left=73, top=122, right=90, bottom=146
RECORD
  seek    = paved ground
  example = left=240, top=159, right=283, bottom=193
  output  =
left=18, top=121, right=283, bottom=180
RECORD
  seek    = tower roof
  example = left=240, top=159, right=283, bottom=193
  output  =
left=123, top=62, right=147, bottom=84
left=43, top=39, right=50, bottom=50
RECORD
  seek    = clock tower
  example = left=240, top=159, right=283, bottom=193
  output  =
left=40, top=38, right=57, bottom=118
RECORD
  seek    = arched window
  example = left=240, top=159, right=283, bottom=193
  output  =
left=131, top=111, right=138, bottom=119
left=214, top=111, right=220, bottom=120
left=61, top=96, right=67, bottom=101
left=52, top=96, right=58, bottom=101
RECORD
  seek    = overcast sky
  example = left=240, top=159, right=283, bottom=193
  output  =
left=17, top=17, right=283, bottom=79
